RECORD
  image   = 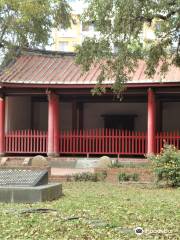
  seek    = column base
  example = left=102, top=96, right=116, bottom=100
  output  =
left=47, top=152, right=60, bottom=157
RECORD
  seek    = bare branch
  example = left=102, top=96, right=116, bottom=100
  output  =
left=138, top=7, right=180, bottom=24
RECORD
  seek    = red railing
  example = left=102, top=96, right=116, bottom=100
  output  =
left=59, top=129, right=147, bottom=155
left=5, top=130, right=47, bottom=153
left=5, top=129, right=180, bottom=155
left=155, top=131, right=180, bottom=153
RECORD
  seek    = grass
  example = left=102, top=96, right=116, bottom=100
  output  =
left=0, top=182, right=179, bottom=239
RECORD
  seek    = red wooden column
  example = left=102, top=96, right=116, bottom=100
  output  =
left=47, top=91, right=60, bottom=157
left=0, top=95, right=5, bottom=156
left=147, top=88, right=156, bottom=155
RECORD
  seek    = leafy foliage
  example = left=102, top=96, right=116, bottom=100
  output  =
left=76, top=0, right=180, bottom=94
left=0, top=0, right=71, bottom=66
left=131, top=173, right=139, bottom=181
left=118, top=172, right=139, bottom=181
left=149, top=144, right=180, bottom=187
left=119, top=172, right=131, bottom=181
left=73, top=171, right=107, bottom=181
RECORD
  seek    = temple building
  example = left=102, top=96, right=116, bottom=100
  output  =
left=0, top=49, right=180, bottom=157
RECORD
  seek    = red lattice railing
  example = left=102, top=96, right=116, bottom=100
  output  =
left=5, top=129, right=180, bottom=155
left=59, top=129, right=147, bottom=155
left=5, top=130, right=47, bottom=153
left=155, top=131, right=180, bottom=153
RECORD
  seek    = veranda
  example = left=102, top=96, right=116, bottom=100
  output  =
left=1, top=49, right=180, bottom=157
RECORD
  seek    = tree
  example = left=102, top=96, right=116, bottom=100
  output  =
left=76, top=0, right=180, bottom=95
left=0, top=0, right=71, bottom=66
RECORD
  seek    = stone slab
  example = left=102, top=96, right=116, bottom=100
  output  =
left=75, top=158, right=99, bottom=168
left=0, top=169, right=48, bottom=187
left=0, top=183, right=62, bottom=203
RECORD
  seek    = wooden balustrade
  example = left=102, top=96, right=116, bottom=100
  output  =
left=59, top=129, right=147, bottom=156
left=5, top=130, right=47, bottom=154
left=5, top=129, right=180, bottom=155
left=155, top=131, right=180, bottom=153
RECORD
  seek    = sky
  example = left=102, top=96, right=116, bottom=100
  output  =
left=68, top=0, right=87, bottom=14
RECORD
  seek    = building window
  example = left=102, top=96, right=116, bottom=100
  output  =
left=59, top=41, right=68, bottom=52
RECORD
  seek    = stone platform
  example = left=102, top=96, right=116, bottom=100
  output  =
left=0, top=183, right=62, bottom=203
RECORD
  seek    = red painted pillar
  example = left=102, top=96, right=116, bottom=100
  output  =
left=0, top=95, right=5, bottom=156
left=47, top=92, right=59, bottom=157
left=147, top=88, right=156, bottom=155
left=53, top=95, right=60, bottom=154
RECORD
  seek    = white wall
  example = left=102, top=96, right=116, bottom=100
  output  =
left=162, top=102, right=180, bottom=131
left=83, top=102, right=147, bottom=131
left=5, top=96, right=31, bottom=133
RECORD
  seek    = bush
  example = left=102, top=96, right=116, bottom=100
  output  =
left=131, top=173, right=139, bottom=181
left=118, top=172, right=139, bottom=182
left=118, top=173, right=130, bottom=181
left=73, top=171, right=107, bottom=182
left=148, top=144, right=180, bottom=187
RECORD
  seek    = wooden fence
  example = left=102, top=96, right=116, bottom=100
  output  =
left=5, top=130, right=47, bottom=153
left=155, top=131, right=180, bottom=153
left=5, top=129, right=180, bottom=155
left=59, top=129, right=147, bottom=155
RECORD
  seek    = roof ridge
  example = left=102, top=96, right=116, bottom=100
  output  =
left=21, top=48, right=76, bottom=57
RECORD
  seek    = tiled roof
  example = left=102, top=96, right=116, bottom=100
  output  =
left=0, top=49, right=180, bottom=85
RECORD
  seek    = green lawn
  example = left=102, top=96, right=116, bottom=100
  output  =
left=0, top=183, right=179, bottom=240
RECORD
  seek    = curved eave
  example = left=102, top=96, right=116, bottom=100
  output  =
left=1, top=81, right=180, bottom=89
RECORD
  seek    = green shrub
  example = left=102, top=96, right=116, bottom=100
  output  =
left=73, top=171, right=107, bottom=182
left=118, top=173, right=131, bottom=181
left=148, top=144, right=180, bottom=187
left=131, top=173, right=139, bottom=181
left=118, top=172, right=140, bottom=182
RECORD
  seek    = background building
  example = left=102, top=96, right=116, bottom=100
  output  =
left=51, top=1, right=160, bottom=52
left=51, top=0, right=97, bottom=52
